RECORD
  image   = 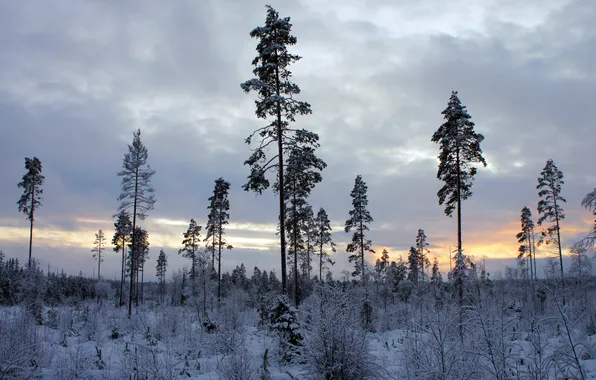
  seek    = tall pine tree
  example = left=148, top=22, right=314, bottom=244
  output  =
left=415, top=229, right=430, bottom=281
left=345, top=175, right=375, bottom=285
left=516, top=206, right=535, bottom=283
left=431, top=91, right=486, bottom=305
left=17, top=157, right=45, bottom=268
left=537, top=159, right=566, bottom=296
left=205, top=178, right=232, bottom=301
left=112, top=210, right=131, bottom=307
left=117, top=129, right=156, bottom=317
left=241, top=5, right=318, bottom=294
left=91, top=229, right=106, bottom=281
left=314, top=207, right=336, bottom=282
left=179, top=218, right=202, bottom=296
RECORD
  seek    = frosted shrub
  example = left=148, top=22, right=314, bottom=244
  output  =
left=216, top=340, right=258, bottom=380
left=0, top=311, right=42, bottom=379
left=301, top=287, right=378, bottom=379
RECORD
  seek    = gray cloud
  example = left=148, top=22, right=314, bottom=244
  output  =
left=0, top=0, right=595, bottom=279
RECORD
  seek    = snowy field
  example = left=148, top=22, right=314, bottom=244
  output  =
left=1, top=281, right=596, bottom=380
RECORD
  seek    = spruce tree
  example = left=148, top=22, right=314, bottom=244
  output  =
left=179, top=218, right=201, bottom=296
left=117, top=129, right=156, bottom=317
left=112, top=210, right=131, bottom=307
left=345, top=175, right=374, bottom=284
left=17, top=157, right=45, bottom=268
left=536, top=159, right=566, bottom=296
left=156, top=249, right=167, bottom=304
left=314, top=207, right=335, bottom=282
left=91, top=229, right=106, bottom=281
left=241, top=5, right=318, bottom=293
left=431, top=91, right=486, bottom=306
left=415, top=229, right=430, bottom=281
left=205, top=178, right=232, bottom=301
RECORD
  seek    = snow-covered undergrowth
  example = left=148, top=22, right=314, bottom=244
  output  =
left=1, top=283, right=596, bottom=379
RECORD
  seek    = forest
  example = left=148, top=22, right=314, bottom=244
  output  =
left=1, top=4, right=596, bottom=380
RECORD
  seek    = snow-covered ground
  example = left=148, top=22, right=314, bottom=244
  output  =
left=2, top=291, right=595, bottom=379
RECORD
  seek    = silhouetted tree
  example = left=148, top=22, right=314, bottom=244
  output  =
left=156, top=249, right=167, bottom=304
left=17, top=157, right=45, bottom=268
left=284, top=147, right=325, bottom=306
left=179, top=218, right=201, bottom=296
left=345, top=175, right=375, bottom=285
left=117, top=129, right=156, bottom=317
left=314, top=207, right=336, bottom=282
left=516, top=206, right=535, bottom=284
left=536, top=159, right=566, bottom=296
left=91, top=229, right=106, bottom=281
left=241, top=5, right=318, bottom=293
left=431, top=91, right=486, bottom=309
left=112, top=210, right=131, bottom=307
left=205, top=178, right=232, bottom=302
left=416, top=229, right=430, bottom=281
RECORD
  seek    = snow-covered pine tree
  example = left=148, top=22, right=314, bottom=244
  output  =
left=112, top=210, right=131, bottom=307
left=431, top=91, right=486, bottom=308
left=314, top=207, right=336, bottom=282
left=536, top=159, right=566, bottom=296
left=283, top=147, right=325, bottom=306
left=91, top=229, right=106, bottom=281
left=205, top=178, right=232, bottom=302
left=117, top=129, right=156, bottom=317
left=17, top=157, right=45, bottom=268
left=241, top=5, right=318, bottom=294
left=179, top=219, right=201, bottom=296
left=156, top=249, right=167, bottom=304
left=345, top=175, right=375, bottom=285
left=415, top=229, right=430, bottom=281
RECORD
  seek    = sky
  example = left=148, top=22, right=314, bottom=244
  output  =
left=0, top=0, right=595, bottom=281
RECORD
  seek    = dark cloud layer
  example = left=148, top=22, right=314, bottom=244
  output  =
left=1, top=0, right=595, bottom=278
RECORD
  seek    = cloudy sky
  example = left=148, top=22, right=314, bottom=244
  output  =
left=0, top=0, right=594, bottom=281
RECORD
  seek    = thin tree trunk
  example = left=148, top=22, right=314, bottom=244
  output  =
left=319, top=237, right=323, bottom=282
left=274, top=58, right=287, bottom=294
left=128, top=170, right=139, bottom=317
left=553, top=195, right=565, bottom=305
left=456, top=144, right=464, bottom=342
left=28, top=183, right=35, bottom=268
left=360, top=217, right=365, bottom=286
left=293, top=193, right=299, bottom=307
left=120, top=243, right=125, bottom=307
left=218, top=217, right=222, bottom=303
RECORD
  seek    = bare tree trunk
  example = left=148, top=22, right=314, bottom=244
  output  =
left=553, top=195, right=565, bottom=305
left=274, top=62, right=287, bottom=294
left=28, top=184, right=35, bottom=268
left=120, top=244, right=125, bottom=307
